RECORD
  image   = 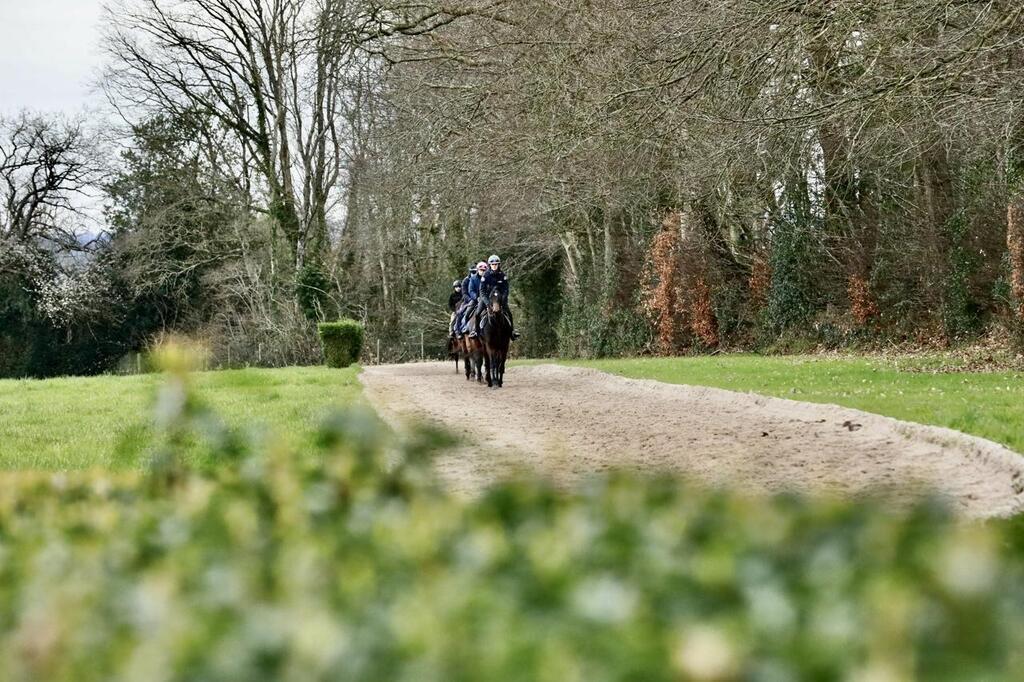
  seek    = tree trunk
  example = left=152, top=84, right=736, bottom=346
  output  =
left=603, top=209, right=616, bottom=295
left=560, top=231, right=581, bottom=289
left=1009, top=191, right=1024, bottom=320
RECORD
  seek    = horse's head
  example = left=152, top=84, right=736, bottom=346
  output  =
left=489, top=288, right=503, bottom=314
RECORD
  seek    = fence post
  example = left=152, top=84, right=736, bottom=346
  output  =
left=420, top=331, right=425, bottom=360
left=376, top=338, right=381, bottom=365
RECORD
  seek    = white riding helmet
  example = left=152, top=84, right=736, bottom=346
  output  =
left=488, top=254, right=501, bottom=264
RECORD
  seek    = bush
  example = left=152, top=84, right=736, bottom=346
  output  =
left=318, top=319, right=364, bottom=367
left=558, top=291, right=652, bottom=359
left=2, top=365, right=1024, bottom=680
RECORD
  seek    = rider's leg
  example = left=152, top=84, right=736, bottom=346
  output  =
left=499, top=297, right=520, bottom=340
left=468, top=299, right=485, bottom=337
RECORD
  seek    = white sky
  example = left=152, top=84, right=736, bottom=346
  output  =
left=0, top=0, right=107, bottom=115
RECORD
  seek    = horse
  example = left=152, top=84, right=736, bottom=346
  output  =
left=479, top=288, right=512, bottom=388
left=446, top=334, right=460, bottom=373
left=460, top=334, right=484, bottom=383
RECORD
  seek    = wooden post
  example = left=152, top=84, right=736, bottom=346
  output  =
left=376, top=338, right=381, bottom=365
left=420, top=331, right=425, bottom=360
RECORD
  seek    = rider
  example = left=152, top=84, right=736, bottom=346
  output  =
left=447, top=279, right=463, bottom=337
left=452, top=265, right=475, bottom=338
left=469, top=254, right=518, bottom=339
left=461, top=261, right=489, bottom=337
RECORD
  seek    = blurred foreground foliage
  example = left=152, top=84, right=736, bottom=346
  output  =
left=2, top=365, right=1024, bottom=680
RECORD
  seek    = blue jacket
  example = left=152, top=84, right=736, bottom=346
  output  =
left=481, top=269, right=509, bottom=300
left=466, top=273, right=484, bottom=302
left=460, top=275, right=474, bottom=305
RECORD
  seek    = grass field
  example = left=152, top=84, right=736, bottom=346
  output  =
left=0, top=366, right=363, bottom=470
left=568, top=355, right=1024, bottom=454
left=4, top=354, right=1024, bottom=471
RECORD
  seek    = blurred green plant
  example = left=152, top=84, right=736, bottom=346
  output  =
left=1, top=350, right=1024, bottom=681
left=317, top=319, right=364, bottom=368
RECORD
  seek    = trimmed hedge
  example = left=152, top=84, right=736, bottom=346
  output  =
left=318, top=319, right=364, bottom=367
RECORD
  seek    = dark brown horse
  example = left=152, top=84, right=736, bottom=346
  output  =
left=447, top=310, right=481, bottom=380
left=446, top=334, right=460, bottom=373
left=461, top=335, right=485, bottom=382
left=480, top=288, right=512, bottom=388
left=447, top=334, right=477, bottom=379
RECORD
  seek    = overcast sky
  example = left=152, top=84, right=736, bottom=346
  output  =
left=0, top=0, right=107, bottom=115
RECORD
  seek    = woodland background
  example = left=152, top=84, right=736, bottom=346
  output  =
left=5, top=0, right=1024, bottom=377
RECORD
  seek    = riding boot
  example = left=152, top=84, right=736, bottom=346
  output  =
left=505, top=310, right=520, bottom=340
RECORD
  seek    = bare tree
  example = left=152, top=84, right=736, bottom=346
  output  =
left=101, top=0, right=503, bottom=270
left=0, top=113, right=100, bottom=253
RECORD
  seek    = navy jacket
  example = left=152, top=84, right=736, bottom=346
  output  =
left=481, top=269, right=509, bottom=300
left=466, top=273, right=484, bottom=302
left=460, top=275, right=474, bottom=305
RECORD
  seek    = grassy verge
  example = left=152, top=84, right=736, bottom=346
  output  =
left=566, top=355, right=1024, bottom=453
left=0, top=366, right=363, bottom=470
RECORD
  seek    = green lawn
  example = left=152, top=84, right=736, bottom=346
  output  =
left=567, top=355, right=1024, bottom=454
left=5, top=355, right=1024, bottom=470
left=0, top=366, right=363, bottom=470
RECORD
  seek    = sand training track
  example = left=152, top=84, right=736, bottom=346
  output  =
left=360, top=362, right=1024, bottom=518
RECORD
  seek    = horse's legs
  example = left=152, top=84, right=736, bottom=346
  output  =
left=483, top=351, right=493, bottom=387
left=461, top=340, right=473, bottom=379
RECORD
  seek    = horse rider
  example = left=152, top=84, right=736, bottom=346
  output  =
left=469, top=254, right=519, bottom=339
left=451, top=264, right=476, bottom=338
left=448, top=279, right=463, bottom=337
left=460, top=261, right=489, bottom=337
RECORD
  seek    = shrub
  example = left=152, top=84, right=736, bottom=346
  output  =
left=318, top=319, right=364, bottom=367
left=558, top=286, right=652, bottom=359
left=2, top=366, right=1024, bottom=680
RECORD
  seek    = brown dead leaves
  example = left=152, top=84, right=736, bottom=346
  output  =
left=642, top=210, right=718, bottom=354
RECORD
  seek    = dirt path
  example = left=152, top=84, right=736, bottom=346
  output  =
left=360, top=362, right=1024, bottom=518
